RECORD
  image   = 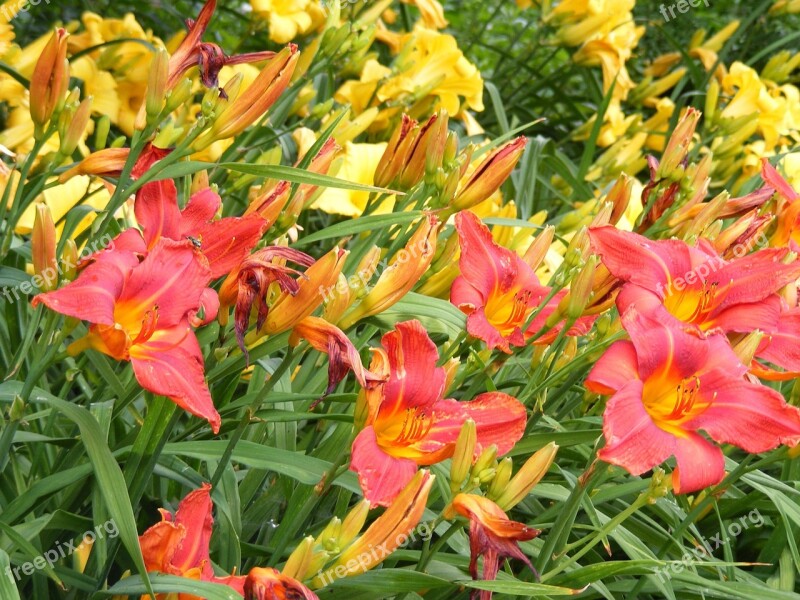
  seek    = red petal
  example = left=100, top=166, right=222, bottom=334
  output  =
left=350, top=426, right=418, bottom=508
left=463, top=392, right=527, bottom=456
left=761, top=158, right=798, bottom=202
left=130, top=322, right=221, bottom=433
left=376, top=320, right=446, bottom=421
left=671, top=433, right=725, bottom=494
left=712, top=248, right=800, bottom=309
left=119, top=239, right=212, bottom=329
left=32, top=248, right=139, bottom=325
left=180, top=188, right=222, bottom=233
left=585, top=340, right=639, bottom=395
left=193, top=214, right=267, bottom=279
left=686, top=371, right=800, bottom=453
left=598, top=380, right=676, bottom=477
left=171, top=483, right=214, bottom=579
left=589, top=226, right=693, bottom=294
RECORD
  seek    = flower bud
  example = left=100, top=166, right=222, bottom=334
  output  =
left=495, top=442, right=557, bottom=510
left=375, top=114, right=417, bottom=188
left=732, top=331, right=764, bottom=366
left=282, top=536, right=314, bottom=581
left=452, top=136, right=526, bottom=210
left=338, top=215, right=438, bottom=329
left=471, top=444, right=497, bottom=483
left=148, top=48, right=169, bottom=115
left=32, top=204, right=58, bottom=292
left=61, top=239, right=79, bottom=282
left=522, top=225, right=555, bottom=271
left=566, top=256, right=597, bottom=319
left=487, top=457, right=513, bottom=500
left=30, top=28, right=69, bottom=132
left=338, top=499, right=370, bottom=547
left=59, top=97, right=93, bottom=157
left=658, top=108, right=700, bottom=180
left=450, top=419, right=476, bottom=493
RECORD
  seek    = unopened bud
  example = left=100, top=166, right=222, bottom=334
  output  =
left=61, top=239, right=79, bottom=282
left=450, top=419, right=476, bottom=493
left=339, top=499, right=370, bottom=547
left=495, top=442, right=558, bottom=510
left=145, top=47, right=169, bottom=120
left=282, top=536, right=315, bottom=581
left=731, top=330, right=764, bottom=366
left=30, top=28, right=69, bottom=132
left=32, top=204, right=58, bottom=292
left=452, top=136, right=526, bottom=210
left=487, top=457, right=513, bottom=500
left=60, top=97, right=92, bottom=157
left=567, top=256, right=597, bottom=319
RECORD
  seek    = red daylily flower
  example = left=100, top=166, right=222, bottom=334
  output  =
left=451, top=211, right=595, bottom=352
left=168, top=0, right=276, bottom=92
left=449, top=494, right=540, bottom=600
left=350, top=320, right=527, bottom=507
left=753, top=302, right=800, bottom=380
left=586, top=308, right=800, bottom=493
left=33, top=239, right=222, bottom=432
left=139, top=484, right=245, bottom=599
left=132, top=147, right=267, bottom=276
left=244, top=568, right=318, bottom=600
left=588, top=226, right=800, bottom=335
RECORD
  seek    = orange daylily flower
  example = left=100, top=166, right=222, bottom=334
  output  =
left=139, top=484, right=246, bottom=599
left=588, top=226, right=800, bottom=336
left=33, top=238, right=222, bottom=432
left=448, top=494, right=540, bottom=600
left=244, top=567, right=318, bottom=599
left=350, top=320, right=527, bottom=507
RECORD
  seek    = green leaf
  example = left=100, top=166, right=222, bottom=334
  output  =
left=101, top=574, right=242, bottom=599
left=41, top=396, right=154, bottom=598
left=0, top=549, right=21, bottom=600
left=293, top=212, right=423, bottom=248
left=161, top=440, right=360, bottom=491
left=460, top=579, right=585, bottom=595
left=368, top=292, right=466, bottom=339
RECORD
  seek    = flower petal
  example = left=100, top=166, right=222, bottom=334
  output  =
left=130, top=321, right=221, bottom=433
left=598, top=380, right=676, bottom=477
left=686, top=371, right=800, bottom=453
left=671, top=432, right=725, bottom=494
left=376, top=320, right=446, bottom=421
left=585, top=340, right=639, bottom=395
left=118, top=239, right=212, bottom=329
left=589, top=226, right=692, bottom=294
left=31, top=248, right=139, bottom=325
left=350, top=426, right=418, bottom=507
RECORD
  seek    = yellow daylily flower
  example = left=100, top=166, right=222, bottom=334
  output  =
left=16, top=175, right=113, bottom=238
left=401, top=0, right=447, bottom=29
left=313, top=142, right=390, bottom=216
left=250, top=0, right=325, bottom=44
